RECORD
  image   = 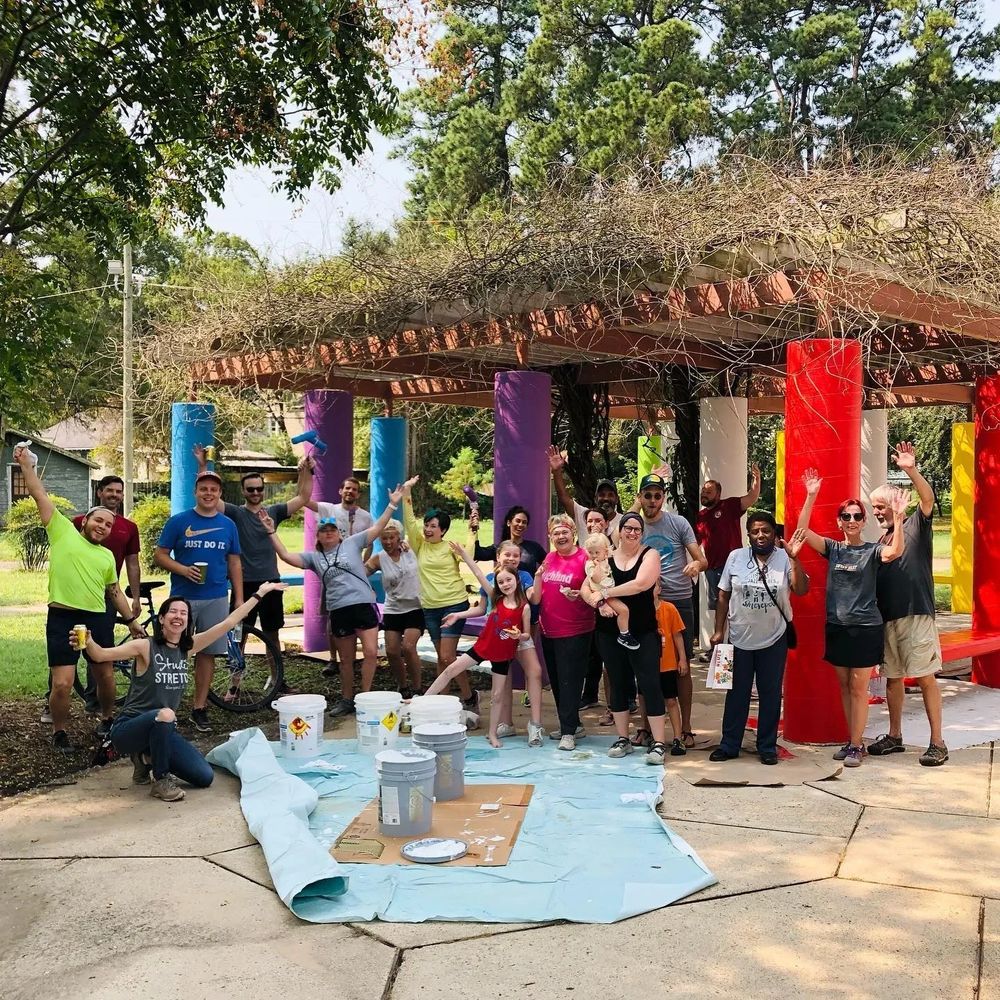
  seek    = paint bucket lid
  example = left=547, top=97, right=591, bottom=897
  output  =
left=355, top=691, right=402, bottom=707
left=412, top=723, right=466, bottom=739
left=401, top=838, right=469, bottom=864
left=272, top=694, right=326, bottom=713
left=376, top=747, right=437, bottom=776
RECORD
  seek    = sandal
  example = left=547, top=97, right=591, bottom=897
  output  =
left=630, top=727, right=653, bottom=748
left=683, top=731, right=697, bottom=749
left=598, top=710, right=614, bottom=727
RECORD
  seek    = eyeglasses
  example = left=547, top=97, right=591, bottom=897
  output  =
left=620, top=525, right=643, bottom=534
left=839, top=512, right=865, bottom=522
left=641, top=492, right=663, bottom=500
left=244, top=486, right=264, bottom=493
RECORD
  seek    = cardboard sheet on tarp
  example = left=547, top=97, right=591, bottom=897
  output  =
left=669, top=743, right=843, bottom=787
left=334, top=783, right=533, bottom=866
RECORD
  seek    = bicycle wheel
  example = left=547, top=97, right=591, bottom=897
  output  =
left=207, top=626, right=284, bottom=713
left=72, top=645, right=132, bottom=707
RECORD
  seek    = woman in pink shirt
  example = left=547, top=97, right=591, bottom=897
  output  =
left=531, top=514, right=595, bottom=750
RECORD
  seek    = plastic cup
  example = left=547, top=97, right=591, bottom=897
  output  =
left=73, top=625, right=87, bottom=649
left=193, top=562, right=208, bottom=583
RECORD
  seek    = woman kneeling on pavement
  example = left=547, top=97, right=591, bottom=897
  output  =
left=709, top=513, right=809, bottom=766
left=77, top=582, right=285, bottom=802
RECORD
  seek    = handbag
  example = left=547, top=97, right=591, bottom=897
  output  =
left=756, top=559, right=798, bottom=650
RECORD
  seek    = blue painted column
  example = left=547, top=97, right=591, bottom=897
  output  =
left=170, top=402, right=215, bottom=515
left=368, top=416, right=408, bottom=601
left=303, top=390, right=355, bottom=652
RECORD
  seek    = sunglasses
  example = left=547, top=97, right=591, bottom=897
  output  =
left=839, top=512, right=865, bottom=522
left=641, top=492, right=663, bottom=500
left=244, top=486, right=264, bottom=493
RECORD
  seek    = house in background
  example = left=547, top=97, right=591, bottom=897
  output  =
left=1, top=430, right=97, bottom=516
left=41, top=409, right=160, bottom=481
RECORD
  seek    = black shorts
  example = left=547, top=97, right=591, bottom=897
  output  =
left=467, top=648, right=511, bottom=676
left=825, top=622, right=884, bottom=668
left=382, top=608, right=425, bottom=634
left=46, top=606, right=110, bottom=668
left=329, top=602, right=380, bottom=638
left=235, top=580, right=285, bottom=633
left=659, top=670, right=679, bottom=700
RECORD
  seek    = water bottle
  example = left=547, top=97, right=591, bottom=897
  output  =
left=232, top=623, right=243, bottom=642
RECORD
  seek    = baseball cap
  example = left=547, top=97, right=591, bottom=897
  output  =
left=594, top=478, right=617, bottom=493
left=195, top=470, right=223, bottom=486
left=638, top=473, right=667, bottom=492
left=317, top=517, right=340, bottom=528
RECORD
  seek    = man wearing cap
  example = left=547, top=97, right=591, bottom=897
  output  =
left=696, top=464, right=761, bottom=612
left=154, top=470, right=242, bottom=732
left=635, top=471, right=708, bottom=746
left=547, top=446, right=622, bottom=541
left=12, top=446, right=145, bottom=753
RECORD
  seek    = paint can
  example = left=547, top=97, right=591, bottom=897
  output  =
left=375, top=747, right=437, bottom=837
left=412, top=722, right=467, bottom=801
left=272, top=694, right=326, bottom=757
left=354, top=691, right=403, bottom=754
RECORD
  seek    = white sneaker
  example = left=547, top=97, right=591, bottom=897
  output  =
left=527, top=722, right=545, bottom=748
left=549, top=726, right=585, bottom=740
left=496, top=723, right=517, bottom=738
left=40, top=704, right=53, bottom=724
left=558, top=734, right=576, bottom=751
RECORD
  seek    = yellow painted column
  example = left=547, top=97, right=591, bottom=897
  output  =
left=951, top=422, right=974, bottom=614
left=775, top=429, right=786, bottom=526
left=637, top=435, right=663, bottom=487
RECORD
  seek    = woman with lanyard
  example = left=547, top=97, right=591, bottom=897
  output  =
left=365, top=519, right=423, bottom=699
left=795, top=469, right=907, bottom=767
left=469, top=504, right=547, bottom=575
left=709, top=513, right=810, bottom=765
left=264, top=484, right=405, bottom=717
left=581, top=512, right=668, bottom=765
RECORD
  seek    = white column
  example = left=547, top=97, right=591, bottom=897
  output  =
left=698, top=397, right=749, bottom=649
left=860, top=409, right=888, bottom=542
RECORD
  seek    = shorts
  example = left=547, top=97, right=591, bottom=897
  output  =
left=670, top=597, right=695, bottom=660
left=705, top=567, right=724, bottom=611
left=424, top=601, right=470, bottom=644
left=882, top=615, right=942, bottom=679
left=382, top=608, right=425, bottom=634
left=659, top=670, right=679, bottom=700
left=825, top=622, right=884, bottom=668
left=46, top=606, right=108, bottom=668
left=468, top=648, right=512, bottom=676
left=189, top=596, right=232, bottom=655
left=234, top=580, right=284, bottom=633
left=328, top=602, right=380, bottom=639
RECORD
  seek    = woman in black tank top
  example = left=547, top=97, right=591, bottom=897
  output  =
left=582, top=512, right=671, bottom=765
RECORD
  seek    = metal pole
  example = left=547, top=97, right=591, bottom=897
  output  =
left=122, top=242, right=134, bottom=513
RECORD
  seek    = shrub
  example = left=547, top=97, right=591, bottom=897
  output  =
left=131, top=495, right=172, bottom=573
left=2, top=495, right=76, bottom=570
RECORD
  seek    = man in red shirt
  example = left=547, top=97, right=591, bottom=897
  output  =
left=42, top=475, right=143, bottom=720
left=696, top=464, right=761, bottom=612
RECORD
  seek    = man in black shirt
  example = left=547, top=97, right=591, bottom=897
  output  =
left=867, top=442, right=947, bottom=766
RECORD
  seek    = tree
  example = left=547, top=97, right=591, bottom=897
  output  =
left=887, top=404, right=967, bottom=510
left=433, top=445, right=494, bottom=504
left=1, top=0, right=395, bottom=242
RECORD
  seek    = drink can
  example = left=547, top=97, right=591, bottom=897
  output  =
left=73, top=625, right=88, bottom=649
left=193, top=561, right=208, bottom=583
left=204, top=445, right=217, bottom=462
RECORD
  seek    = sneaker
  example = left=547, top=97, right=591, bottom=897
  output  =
left=190, top=707, right=211, bottom=732
left=598, top=710, right=614, bottom=727
left=527, top=722, right=545, bottom=748
left=867, top=733, right=905, bottom=756
left=919, top=743, right=949, bottom=767
left=549, top=726, right=585, bottom=740
left=557, top=734, right=576, bottom=751
left=150, top=775, right=186, bottom=802
left=832, top=742, right=852, bottom=761
left=463, top=690, right=481, bottom=713
left=670, top=738, right=687, bottom=757
left=617, top=631, right=641, bottom=651
left=321, top=665, right=337, bottom=679
left=843, top=745, right=864, bottom=767
left=131, top=753, right=152, bottom=785
left=608, top=736, right=634, bottom=758
left=95, top=718, right=114, bottom=738
left=630, top=728, right=653, bottom=749
left=579, top=697, right=600, bottom=710
left=40, top=704, right=52, bottom=724
left=628, top=701, right=639, bottom=715
left=52, top=730, right=76, bottom=754
left=84, top=701, right=101, bottom=716
left=496, top=723, right=517, bottom=738
left=329, top=698, right=355, bottom=717
left=645, top=741, right=667, bottom=765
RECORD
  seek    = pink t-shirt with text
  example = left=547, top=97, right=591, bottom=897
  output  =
left=538, top=547, right=595, bottom=638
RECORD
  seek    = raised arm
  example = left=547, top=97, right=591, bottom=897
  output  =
left=12, top=446, right=54, bottom=524
left=363, top=484, right=404, bottom=544
left=892, top=441, right=934, bottom=517
left=285, top=455, right=315, bottom=517
left=880, top=489, right=909, bottom=563
left=449, top=540, right=491, bottom=593
left=546, top=446, right=577, bottom=518
left=741, top=463, right=762, bottom=512
left=192, top=582, right=287, bottom=654
left=400, top=475, right=423, bottom=549
left=259, top=513, right=307, bottom=570
left=795, top=468, right=827, bottom=555
left=784, top=529, right=811, bottom=595
left=84, top=634, right=151, bottom=664
left=193, top=445, right=225, bottom=513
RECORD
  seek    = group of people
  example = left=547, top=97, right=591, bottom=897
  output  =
left=17, top=426, right=949, bottom=803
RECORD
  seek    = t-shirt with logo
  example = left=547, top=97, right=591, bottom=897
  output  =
left=641, top=511, right=698, bottom=602
left=695, top=497, right=745, bottom=569
left=72, top=512, right=139, bottom=576
left=117, top=639, right=189, bottom=719
left=538, top=548, right=594, bottom=638
left=718, top=547, right=792, bottom=650
left=224, top=502, right=289, bottom=582
left=46, top=509, right=117, bottom=613
left=157, top=509, right=241, bottom=600
left=822, top=539, right=885, bottom=627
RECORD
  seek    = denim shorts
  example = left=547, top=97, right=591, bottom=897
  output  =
left=423, top=601, right=470, bottom=644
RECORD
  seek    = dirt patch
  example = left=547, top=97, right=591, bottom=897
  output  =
left=0, top=654, right=489, bottom=798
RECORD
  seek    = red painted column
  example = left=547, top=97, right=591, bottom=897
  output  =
left=783, top=340, right=862, bottom=743
left=972, top=374, right=1000, bottom=685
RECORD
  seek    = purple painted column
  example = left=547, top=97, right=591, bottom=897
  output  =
left=493, top=371, right=552, bottom=546
left=303, top=390, right=354, bottom=652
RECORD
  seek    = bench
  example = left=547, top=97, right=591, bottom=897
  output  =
left=938, top=628, right=1000, bottom=663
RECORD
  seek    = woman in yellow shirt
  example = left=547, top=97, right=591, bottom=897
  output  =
left=401, top=476, right=476, bottom=709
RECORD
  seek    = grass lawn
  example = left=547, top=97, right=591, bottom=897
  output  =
left=0, top=613, right=48, bottom=698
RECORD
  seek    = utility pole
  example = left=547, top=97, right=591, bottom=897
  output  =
left=122, top=242, right=134, bottom=513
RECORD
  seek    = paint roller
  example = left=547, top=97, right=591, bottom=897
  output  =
left=290, top=429, right=328, bottom=456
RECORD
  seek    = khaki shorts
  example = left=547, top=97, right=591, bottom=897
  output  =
left=882, top=615, right=942, bottom=679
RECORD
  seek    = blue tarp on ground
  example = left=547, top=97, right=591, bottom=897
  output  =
left=207, top=729, right=716, bottom=924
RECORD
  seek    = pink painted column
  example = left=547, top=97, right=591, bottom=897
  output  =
left=303, top=390, right=354, bottom=652
left=972, top=374, right=1000, bottom=685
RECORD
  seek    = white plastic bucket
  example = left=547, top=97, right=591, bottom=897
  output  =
left=272, top=694, right=326, bottom=757
left=375, top=747, right=437, bottom=837
left=406, top=694, right=462, bottom=731
left=412, top=722, right=467, bottom=801
left=354, top=691, right=403, bottom=754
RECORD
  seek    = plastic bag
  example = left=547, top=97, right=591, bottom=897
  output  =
left=707, top=643, right=735, bottom=690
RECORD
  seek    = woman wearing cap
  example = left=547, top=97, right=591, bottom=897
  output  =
left=264, top=484, right=405, bottom=717
left=470, top=504, right=547, bottom=575
left=401, top=476, right=478, bottom=712
left=795, top=469, right=907, bottom=767
left=581, top=512, right=669, bottom=765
